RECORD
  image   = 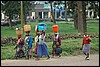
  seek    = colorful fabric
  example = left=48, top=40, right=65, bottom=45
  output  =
left=82, top=35, right=91, bottom=44
left=29, top=48, right=32, bottom=55
left=37, top=43, right=49, bottom=56
left=55, top=47, right=62, bottom=54
left=24, top=35, right=33, bottom=56
left=82, top=44, right=90, bottom=53
left=15, top=37, right=24, bottom=57
left=52, top=35, right=61, bottom=48
left=82, top=35, right=91, bottom=48
left=52, top=35, right=62, bottom=54
left=38, top=34, right=44, bottom=44
left=16, top=37, right=24, bottom=51
left=34, top=43, right=38, bottom=54
left=24, top=36, right=30, bottom=55
left=37, top=34, right=49, bottom=56
left=35, top=35, right=39, bottom=43
left=28, top=36, right=33, bottom=49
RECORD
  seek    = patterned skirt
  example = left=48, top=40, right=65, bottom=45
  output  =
left=82, top=44, right=90, bottom=53
left=29, top=48, right=32, bottom=55
left=37, top=43, right=49, bottom=56
left=34, top=43, right=38, bottom=54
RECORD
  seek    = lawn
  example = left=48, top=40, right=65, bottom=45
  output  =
left=1, top=19, right=99, bottom=37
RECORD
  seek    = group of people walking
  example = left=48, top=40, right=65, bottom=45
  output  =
left=15, top=23, right=91, bottom=60
left=15, top=23, right=62, bottom=60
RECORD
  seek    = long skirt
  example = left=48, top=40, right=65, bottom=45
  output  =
left=37, top=43, right=49, bottom=56
left=82, top=44, right=90, bottom=53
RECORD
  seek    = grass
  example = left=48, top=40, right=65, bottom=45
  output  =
left=1, top=37, right=99, bottom=60
left=86, top=19, right=99, bottom=23
left=1, top=19, right=99, bottom=38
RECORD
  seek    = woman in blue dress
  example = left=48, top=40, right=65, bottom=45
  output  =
left=24, top=32, right=33, bottom=59
left=36, top=31, right=50, bottom=60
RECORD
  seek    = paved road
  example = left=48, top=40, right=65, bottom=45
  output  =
left=1, top=54, right=99, bottom=66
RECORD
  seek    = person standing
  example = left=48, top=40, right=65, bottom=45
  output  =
left=82, top=33, right=91, bottom=60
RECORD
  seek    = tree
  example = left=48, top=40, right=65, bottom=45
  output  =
left=65, top=1, right=68, bottom=22
left=1, top=1, right=20, bottom=27
left=1, top=1, right=33, bottom=27
left=49, top=1, right=56, bottom=24
left=86, top=1, right=99, bottom=18
left=23, top=1, right=33, bottom=24
left=77, top=1, right=87, bottom=34
left=67, top=1, right=78, bottom=29
left=73, top=1, right=78, bottom=29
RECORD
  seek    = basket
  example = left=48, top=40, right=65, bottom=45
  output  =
left=24, top=24, right=31, bottom=32
left=16, top=29, right=23, bottom=36
left=52, top=25, right=58, bottom=33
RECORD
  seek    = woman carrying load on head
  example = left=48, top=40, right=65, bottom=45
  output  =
left=36, top=23, right=50, bottom=60
left=52, top=25, right=62, bottom=58
left=52, top=32, right=62, bottom=58
left=36, top=30, right=50, bottom=60
left=15, top=28, right=24, bottom=58
left=34, top=25, right=39, bottom=56
left=24, top=25, right=33, bottom=59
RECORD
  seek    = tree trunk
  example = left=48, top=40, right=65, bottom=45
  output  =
left=77, top=1, right=87, bottom=34
left=73, top=2, right=78, bottom=29
left=65, top=1, right=68, bottom=22
left=82, top=1, right=87, bottom=33
left=74, top=17, right=78, bottom=29
left=50, top=1, right=56, bottom=24
left=9, top=15, right=12, bottom=27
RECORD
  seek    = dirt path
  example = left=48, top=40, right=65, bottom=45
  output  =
left=1, top=54, right=99, bottom=66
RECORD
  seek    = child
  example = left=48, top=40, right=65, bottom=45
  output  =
left=82, top=33, right=91, bottom=60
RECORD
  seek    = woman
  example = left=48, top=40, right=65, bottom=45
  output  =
left=82, top=33, right=91, bottom=60
left=34, top=25, right=39, bottom=56
left=24, top=32, right=33, bottom=59
left=52, top=32, right=62, bottom=58
left=15, top=35, right=24, bottom=58
left=34, top=32, right=40, bottom=56
left=36, top=31, right=50, bottom=60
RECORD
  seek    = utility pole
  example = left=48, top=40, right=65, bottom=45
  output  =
left=21, top=1, right=24, bottom=36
